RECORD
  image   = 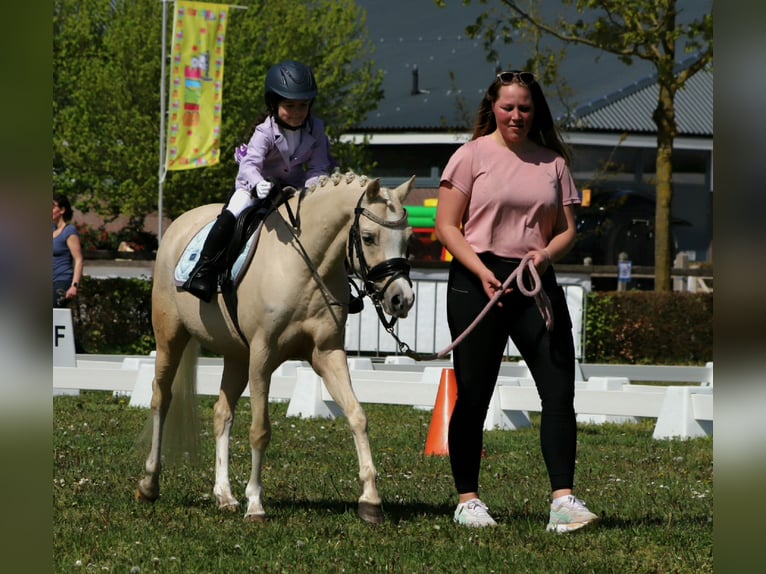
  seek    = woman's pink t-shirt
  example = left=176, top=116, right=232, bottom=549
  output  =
left=440, top=135, right=581, bottom=259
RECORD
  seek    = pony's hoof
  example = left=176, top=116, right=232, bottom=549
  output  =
left=358, top=502, right=384, bottom=524
left=219, top=502, right=240, bottom=512
left=244, top=513, right=267, bottom=523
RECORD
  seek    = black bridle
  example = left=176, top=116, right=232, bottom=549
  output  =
left=346, top=194, right=412, bottom=329
left=268, top=186, right=412, bottom=330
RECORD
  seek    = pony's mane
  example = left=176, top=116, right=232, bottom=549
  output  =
left=307, top=170, right=370, bottom=192
left=307, top=170, right=397, bottom=210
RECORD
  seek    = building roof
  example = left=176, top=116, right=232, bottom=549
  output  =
left=353, top=0, right=712, bottom=137
left=562, top=62, right=713, bottom=136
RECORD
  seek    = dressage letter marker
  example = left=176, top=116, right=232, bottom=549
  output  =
left=53, top=308, right=76, bottom=368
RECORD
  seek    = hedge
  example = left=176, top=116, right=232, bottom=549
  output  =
left=69, top=277, right=712, bottom=364
left=70, top=277, right=154, bottom=356
left=583, top=291, right=712, bottom=364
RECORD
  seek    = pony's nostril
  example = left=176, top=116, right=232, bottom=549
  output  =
left=390, top=294, right=401, bottom=309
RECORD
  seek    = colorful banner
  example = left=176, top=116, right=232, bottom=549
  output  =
left=166, top=1, right=228, bottom=171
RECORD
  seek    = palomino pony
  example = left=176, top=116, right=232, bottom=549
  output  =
left=136, top=172, right=415, bottom=523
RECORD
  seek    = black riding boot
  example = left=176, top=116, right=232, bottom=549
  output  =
left=182, top=210, right=236, bottom=302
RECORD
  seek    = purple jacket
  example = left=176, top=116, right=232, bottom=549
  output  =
left=234, top=115, right=334, bottom=192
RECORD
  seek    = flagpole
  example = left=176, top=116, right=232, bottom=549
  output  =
left=158, top=0, right=173, bottom=242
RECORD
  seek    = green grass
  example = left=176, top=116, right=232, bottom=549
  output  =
left=54, top=392, right=712, bottom=573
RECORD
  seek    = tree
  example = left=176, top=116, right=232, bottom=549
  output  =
left=53, top=0, right=163, bottom=227
left=439, top=0, right=713, bottom=291
left=53, top=0, right=384, bottom=227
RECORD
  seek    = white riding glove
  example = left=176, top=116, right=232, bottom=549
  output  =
left=254, top=180, right=273, bottom=200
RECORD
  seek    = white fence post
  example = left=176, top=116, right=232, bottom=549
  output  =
left=652, top=386, right=713, bottom=440
left=285, top=368, right=343, bottom=419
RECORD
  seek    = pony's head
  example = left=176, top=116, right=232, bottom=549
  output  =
left=346, top=174, right=416, bottom=320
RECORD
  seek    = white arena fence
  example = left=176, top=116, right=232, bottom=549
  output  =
left=54, top=306, right=713, bottom=441
left=346, top=269, right=587, bottom=359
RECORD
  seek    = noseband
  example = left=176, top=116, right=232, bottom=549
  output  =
left=347, top=194, right=412, bottom=328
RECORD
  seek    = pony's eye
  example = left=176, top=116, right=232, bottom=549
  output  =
left=361, top=232, right=376, bottom=246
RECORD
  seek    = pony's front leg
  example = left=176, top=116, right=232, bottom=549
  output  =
left=314, top=350, right=383, bottom=524
left=244, top=373, right=272, bottom=522
left=212, top=360, right=249, bottom=511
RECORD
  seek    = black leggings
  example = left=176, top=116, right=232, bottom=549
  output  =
left=446, top=253, right=577, bottom=494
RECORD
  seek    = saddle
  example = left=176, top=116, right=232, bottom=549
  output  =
left=174, top=183, right=298, bottom=289
left=173, top=202, right=272, bottom=290
left=174, top=188, right=299, bottom=344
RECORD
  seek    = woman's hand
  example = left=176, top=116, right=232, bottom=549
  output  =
left=65, top=284, right=78, bottom=301
left=479, top=267, right=512, bottom=307
left=530, top=248, right=552, bottom=275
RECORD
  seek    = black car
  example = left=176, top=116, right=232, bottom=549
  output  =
left=561, top=186, right=691, bottom=266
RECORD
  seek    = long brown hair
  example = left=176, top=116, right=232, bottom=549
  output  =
left=471, top=75, right=572, bottom=166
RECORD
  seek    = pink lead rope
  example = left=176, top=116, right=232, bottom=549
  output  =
left=386, top=253, right=555, bottom=361
left=434, top=254, right=554, bottom=359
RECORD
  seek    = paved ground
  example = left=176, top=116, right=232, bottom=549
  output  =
left=84, top=258, right=155, bottom=279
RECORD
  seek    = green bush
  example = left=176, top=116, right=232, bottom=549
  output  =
left=71, top=277, right=713, bottom=364
left=584, top=291, right=713, bottom=364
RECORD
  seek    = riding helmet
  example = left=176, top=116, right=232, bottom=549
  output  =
left=265, top=60, right=318, bottom=105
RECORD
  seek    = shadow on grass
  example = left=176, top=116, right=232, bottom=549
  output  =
left=267, top=498, right=452, bottom=522
left=149, top=490, right=451, bottom=522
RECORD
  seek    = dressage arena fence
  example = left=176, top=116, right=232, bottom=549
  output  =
left=344, top=270, right=588, bottom=359
left=53, top=266, right=712, bottom=441
left=53, top=341, right=713, bottom=441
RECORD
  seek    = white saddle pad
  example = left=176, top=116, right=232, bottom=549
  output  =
left=173, top=220, right=259, bottom=289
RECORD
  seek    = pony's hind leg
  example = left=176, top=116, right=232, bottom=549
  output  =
left=136, top=328, right=192, bottom=503
left=212, top=358, right=249, bottom=511
left=313, top=349, right=383, bottom=524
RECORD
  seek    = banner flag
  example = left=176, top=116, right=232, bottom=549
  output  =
left=166, top=1, right=228, bottom=171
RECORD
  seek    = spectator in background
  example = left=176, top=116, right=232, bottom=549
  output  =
left=52, top=194, right=83, bottom=308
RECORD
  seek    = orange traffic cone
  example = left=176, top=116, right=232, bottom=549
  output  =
left=424, top=368, right=458, bottom=456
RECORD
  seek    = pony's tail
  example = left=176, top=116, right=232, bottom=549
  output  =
left=160, top=339, right=203, bottom=466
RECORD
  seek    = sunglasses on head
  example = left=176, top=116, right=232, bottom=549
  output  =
left=496, top=70, right=536, bottom=86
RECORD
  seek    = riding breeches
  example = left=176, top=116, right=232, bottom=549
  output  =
left=225, top=188, right=257, bottom=217
left=446, top=253, right=577, bottom=494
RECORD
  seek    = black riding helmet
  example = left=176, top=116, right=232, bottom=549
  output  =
left=265, top=60, right=318, bottom=110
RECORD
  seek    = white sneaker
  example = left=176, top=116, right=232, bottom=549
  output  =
left=546, top=495, right=598, bottom=533
left=453, top=498, right=498, bottom=527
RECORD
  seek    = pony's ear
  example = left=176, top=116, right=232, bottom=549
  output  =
left=391, top=175, right=416, bottom=204
left=365, top=177, right=382, bottom=202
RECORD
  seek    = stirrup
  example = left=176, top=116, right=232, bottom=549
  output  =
left=183, top=266, right=219, bottom=302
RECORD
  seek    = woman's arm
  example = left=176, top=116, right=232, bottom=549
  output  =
left=529, top=204, right=577, bottom=274
left=435, top=182, right=506, bottom=301
left=66, top=232, right=84, bottom=300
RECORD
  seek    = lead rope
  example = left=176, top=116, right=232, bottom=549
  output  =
left=388, top=254, right=554, bottom=361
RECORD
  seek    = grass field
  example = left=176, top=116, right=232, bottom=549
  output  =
left=53, top=391, right=712, bottom=573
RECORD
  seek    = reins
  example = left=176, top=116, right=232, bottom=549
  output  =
left=277, top=189, right=553, bottom=361
left=272, top=188, right=347, bottom=310
left=272, top=186, right=411, bottom=320
left=386, top=254, right=554, bottom=361
left=263, top=185, right=555, bottom=364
